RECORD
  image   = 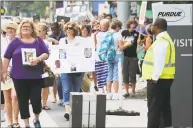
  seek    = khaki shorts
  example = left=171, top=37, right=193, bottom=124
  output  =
left=1, top=76, right=14, bottom=90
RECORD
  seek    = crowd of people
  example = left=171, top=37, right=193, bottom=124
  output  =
left=1, top=13, right=155, bottom=128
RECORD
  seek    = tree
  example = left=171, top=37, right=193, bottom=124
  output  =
left=5, top=1, right=49, bottom=18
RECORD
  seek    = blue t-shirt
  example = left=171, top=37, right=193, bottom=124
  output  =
left=49, top=31, right=65, bottom=42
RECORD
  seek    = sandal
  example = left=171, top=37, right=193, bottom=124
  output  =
left=13, top=123, right=20, bottom=128
left=42, top=106, right=51, bottom=110
left=52, top=99, right=57, bottom=103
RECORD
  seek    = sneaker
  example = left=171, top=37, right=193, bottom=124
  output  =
left=106, top=93, right=113, bottom=100
left=58, top=99, right=63, bottom=106
left=94, top=86, right=99, bottom=91
left=64, top=112, right=69, bottom=121
left=112, top=93, right=119, bottom=100
left=1, top=110, right=5, bottom=122
left=129, top=93, right=136, bottom=98
left=33, top=120, right=41, bottom=128
left=123, top=93, right=130, bottom=98
left=99, top=88, right=104, bottom=93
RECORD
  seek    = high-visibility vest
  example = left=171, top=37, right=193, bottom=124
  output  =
left=142, top=32, right=175, bottom=80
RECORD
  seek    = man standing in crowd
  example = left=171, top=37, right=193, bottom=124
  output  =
left=121, top=19, right=139, bottom=98
left=142, top=18, right=175, bottom=128
left=49, top=22, right=65, bottom=45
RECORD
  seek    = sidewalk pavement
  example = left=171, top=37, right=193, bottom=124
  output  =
left=1, top=80, right=147, bottom=128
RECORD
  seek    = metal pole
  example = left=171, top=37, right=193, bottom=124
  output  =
left=117, top=1, right=131, bottom=30
left=50, top=0, right=53, bottom=23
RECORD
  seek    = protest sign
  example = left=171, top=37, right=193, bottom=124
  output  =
left=47, top=37, right=95, bottom=73
left=138, top=1, right=147, bottom=25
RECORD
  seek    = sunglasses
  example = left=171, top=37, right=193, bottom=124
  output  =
left=1, top=32, right=6, bottom=35
left=22, top=26, right=31, bottom=29
left=38, top=30, right=45, bottom=33
left=67, top=27, right=74, bottom=30
left=92, top=29, right=100, bottom=33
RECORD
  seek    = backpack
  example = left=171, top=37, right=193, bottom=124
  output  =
left=98, top=32, right=116, bottom=62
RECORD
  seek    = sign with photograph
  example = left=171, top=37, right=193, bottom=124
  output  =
left=47, top=37, right=95, bottom=73
left=21, top=48, right=36, bottom=65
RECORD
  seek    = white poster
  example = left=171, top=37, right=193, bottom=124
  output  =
left=152, top=4, right=192, bottom=26
left=138, top=1, right=147, bottom=25
left=48, top=37, right=95, bottom=73
left=56, top=8, right=65, bottom=16
left=98, top=4, right=110, bottom=16
left=21, top=48, right=36, bottom=65
left=151, top=2, right=163, bottom=22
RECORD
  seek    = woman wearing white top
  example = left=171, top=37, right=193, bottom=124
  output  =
left=80, top=25, right=95, bottom=92
left=106, top=20, right=124, bottom=100
left=37, top=22, right=53, bottom=110
left=1, top=21, right=20, bottom=128
left=59, top=22, right=84, bottom=121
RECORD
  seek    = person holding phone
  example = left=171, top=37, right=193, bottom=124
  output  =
left=121, top=19, right=139, bottom=98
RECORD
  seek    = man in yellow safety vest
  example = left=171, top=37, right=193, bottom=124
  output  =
left=142, top=18, right=175, bottom=128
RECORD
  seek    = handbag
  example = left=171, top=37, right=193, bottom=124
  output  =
left=42, top=62, right=55, bottom=88
left=36, top=37, right=55, bottom=88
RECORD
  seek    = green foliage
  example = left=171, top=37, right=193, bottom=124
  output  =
left=6, top=1, right=49, bottom=18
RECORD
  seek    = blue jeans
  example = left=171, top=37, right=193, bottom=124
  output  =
left=60, top=73, right=84, bottom=105
left=55, top=76, right=63, bottom=100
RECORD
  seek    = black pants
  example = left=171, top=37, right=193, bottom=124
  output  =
left=1, top=91, right=5, bottom=104
left=147, top=79, right=173, bottom=128
left=12, top=79, right=43, bottom=119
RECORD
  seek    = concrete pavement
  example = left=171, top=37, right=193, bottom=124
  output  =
left=1, top=80, right=148, bottom=127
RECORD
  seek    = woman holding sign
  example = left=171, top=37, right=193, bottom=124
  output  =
left=2, top=20, right=49, bottom=128
left=59, top=22, right=84, bottom=121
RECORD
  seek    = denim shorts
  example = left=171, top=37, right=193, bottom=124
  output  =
left=107, top=54, right=123, bottom=82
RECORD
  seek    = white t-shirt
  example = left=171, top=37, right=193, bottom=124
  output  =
left=1, top=36, right=10, bottom=57
left=43, top=39, right=52, bottom=49
left=112, top=31, right=123, bottom=54
left=51, top=66, right=61, bottom=75
left=43, top=39, right=52, bottom=66
left=59, top=36, right=82, bottom=45
left=1, top=36, right=13, bottom=68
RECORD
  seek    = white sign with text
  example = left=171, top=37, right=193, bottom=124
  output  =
left=152, top=4, right=192, bottom=26
left=139, top=1, right=147, bottom=25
